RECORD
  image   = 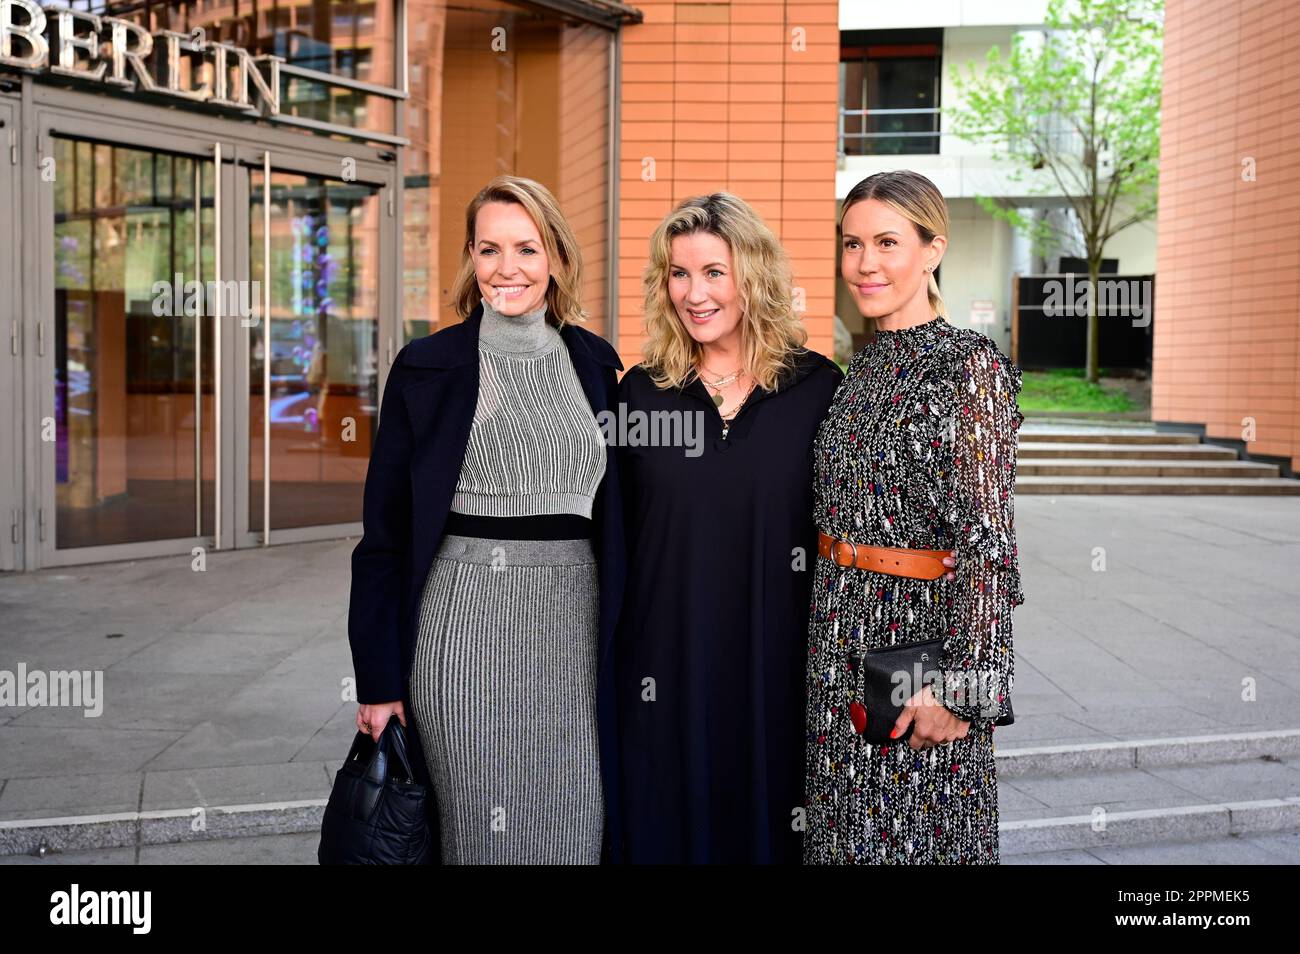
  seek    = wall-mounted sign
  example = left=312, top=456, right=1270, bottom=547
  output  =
left=970, top=299, right=997, bottom=325
left=0, top=0, right=282, bottom=115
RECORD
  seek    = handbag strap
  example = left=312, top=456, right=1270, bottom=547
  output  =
left=348, top=716, right=417, bottom=787
left=382, top=718, right=417, bottom=783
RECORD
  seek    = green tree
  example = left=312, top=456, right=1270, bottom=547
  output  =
left=947, top=0, right=1162, bottom=383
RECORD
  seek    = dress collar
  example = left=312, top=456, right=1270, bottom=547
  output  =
left=872, top=315, right=948, bottom=339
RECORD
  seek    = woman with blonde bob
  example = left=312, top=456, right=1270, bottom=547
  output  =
left=347, top=175, right=626, bottom=864
left=614, top=192, right=843, bottom=864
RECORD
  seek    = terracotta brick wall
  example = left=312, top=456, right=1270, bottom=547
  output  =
left=555, top=24, right=612, bottom=339
left=1152, top=0, right=1300, bottom=472
left=616, top=0, right=840, bottom=370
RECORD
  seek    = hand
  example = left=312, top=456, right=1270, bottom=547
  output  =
left=941, top=554, right=957, bottom=581
left=891, top=684, right=970, bottom=749
left=357, top=700, right=406, bottom=743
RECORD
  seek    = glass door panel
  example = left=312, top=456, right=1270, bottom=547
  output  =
left=51, top=136, right=215, bottom=550
left=248, top=167, right=381, bottom=536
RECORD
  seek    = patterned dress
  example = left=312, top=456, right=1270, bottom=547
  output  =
left=803, top=315, right=1026, bottom=865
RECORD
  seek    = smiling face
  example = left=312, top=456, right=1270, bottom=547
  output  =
left=667, top=231, right=744, bottom=355
left=840, top=197, right=945, bottom=323
left=471, top=200, right=551, bottom=316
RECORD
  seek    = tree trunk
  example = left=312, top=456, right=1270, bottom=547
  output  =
left=1086, top=259, right=1101, bottom=384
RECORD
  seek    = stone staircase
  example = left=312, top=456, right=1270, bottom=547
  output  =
left=1016, top=427, right=1300, bottom=495
left=999, top=730, right=1300, bottom=860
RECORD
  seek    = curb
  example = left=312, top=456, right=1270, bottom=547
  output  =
left=1022, top=412, right=1153, bottom=422
left=3, top=730, right=1298, bottom=859
left=0, top=799, right=326, bottom=858
left=995, top=728, right=1300, bottom=778
left=1001, top=797, right=1300, bottom=856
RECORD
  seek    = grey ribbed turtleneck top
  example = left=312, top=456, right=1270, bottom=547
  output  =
left=449, top=297, right=607, bottom=518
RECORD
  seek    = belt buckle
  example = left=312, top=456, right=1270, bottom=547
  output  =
left=832, top=539, right=859, bottom=568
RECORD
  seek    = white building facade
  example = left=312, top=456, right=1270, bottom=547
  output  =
left=835, top=0, right=1158, bottom=354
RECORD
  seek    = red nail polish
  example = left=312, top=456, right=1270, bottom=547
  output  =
left=889, top=727, right=899, bottom=739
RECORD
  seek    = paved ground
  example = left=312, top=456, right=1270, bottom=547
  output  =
left=3, top=829, right=1296, bottom=865
left=1, top=491, right=1298, bottom=862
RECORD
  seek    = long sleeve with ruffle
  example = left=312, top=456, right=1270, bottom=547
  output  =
left=936, top=343, right=1025, bottom=724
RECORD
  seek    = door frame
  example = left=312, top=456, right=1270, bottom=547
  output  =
left=227, top=145, right=396, bottom=551
left=25, top=84, right=398, bottom=569
left=0, top=95, right=17, bottom=572
left=33, top=98, right=233, bottom=567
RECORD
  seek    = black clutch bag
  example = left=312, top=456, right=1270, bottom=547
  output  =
left=851, top=638, right=1014, bottom=746
left=318, top=716, right=435, bottom=865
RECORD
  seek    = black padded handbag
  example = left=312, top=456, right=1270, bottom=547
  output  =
left=851, top=638, right=1014, bottom=746
left=318, top=716, right=435, bottom=865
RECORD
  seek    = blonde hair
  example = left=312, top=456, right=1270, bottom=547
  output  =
left=839, top=170, right=949, bottom=321
left=642, top=192, right=807, bottom=392
left=448, top=175, right=587, bottom=327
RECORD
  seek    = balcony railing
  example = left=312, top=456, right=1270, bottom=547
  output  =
left=839, top=107, right=941, bottom=157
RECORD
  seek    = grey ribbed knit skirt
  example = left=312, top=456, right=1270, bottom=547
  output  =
left=408, top=533, right=604, bottom=864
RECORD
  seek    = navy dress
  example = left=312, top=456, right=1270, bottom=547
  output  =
left=615, top=347, right=843, bottom=863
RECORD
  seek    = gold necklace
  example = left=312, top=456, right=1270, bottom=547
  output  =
left=700, top=365, right=744, bottom=405
left=719, top=381, right=757, bottom=438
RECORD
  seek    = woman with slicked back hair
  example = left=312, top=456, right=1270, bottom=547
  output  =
left=347, top=175, right=627, bottom=864
left=615, top=192, right=845, bottom=864
left=804, top=170, right=1025, bottom=864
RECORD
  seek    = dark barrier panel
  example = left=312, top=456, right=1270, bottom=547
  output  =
left=1015, top=273, right=1154, bottom=371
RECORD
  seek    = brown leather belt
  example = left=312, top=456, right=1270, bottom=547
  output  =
left=817, top=532, right=953, bottom=581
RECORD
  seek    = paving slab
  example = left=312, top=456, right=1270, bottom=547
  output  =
left=1, top=494, right=1297, bottom=858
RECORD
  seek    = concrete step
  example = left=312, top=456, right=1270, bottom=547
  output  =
left=0, top=831, right=326, bottom=865
left=1019, top=459, right=1280, bottom=478
left=1019, top=442, right=1238, bottom=461
left=997, top=729, right=1300, bottom=778
left=1006, top=828, right=1300, bottom=864
left=999, top=730, right=1300, bottom=856
left=5, top=826, right=1295, bottom=865
left=1017, top=475, right=1300, bottom=494
left=3, top=732, right=1295, bottom=860
left=1002, top=797, right=1300, bottom=855
left=1019, top=432, right=1200, bottom=444
left=0, top=799, right=328, bottom=858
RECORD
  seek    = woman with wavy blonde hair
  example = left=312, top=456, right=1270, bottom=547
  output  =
left=613, top=192, right=844, bottom=864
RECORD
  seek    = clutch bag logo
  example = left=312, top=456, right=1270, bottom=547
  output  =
left=0, top=0, right=281, bottom=116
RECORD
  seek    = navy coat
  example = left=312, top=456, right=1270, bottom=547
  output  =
left=346, top=301, right=627, bottom=863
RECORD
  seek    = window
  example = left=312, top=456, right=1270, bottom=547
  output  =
left=840, top=30, right=942, bottom=157
left=403, top=0, right=614, bottom=341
